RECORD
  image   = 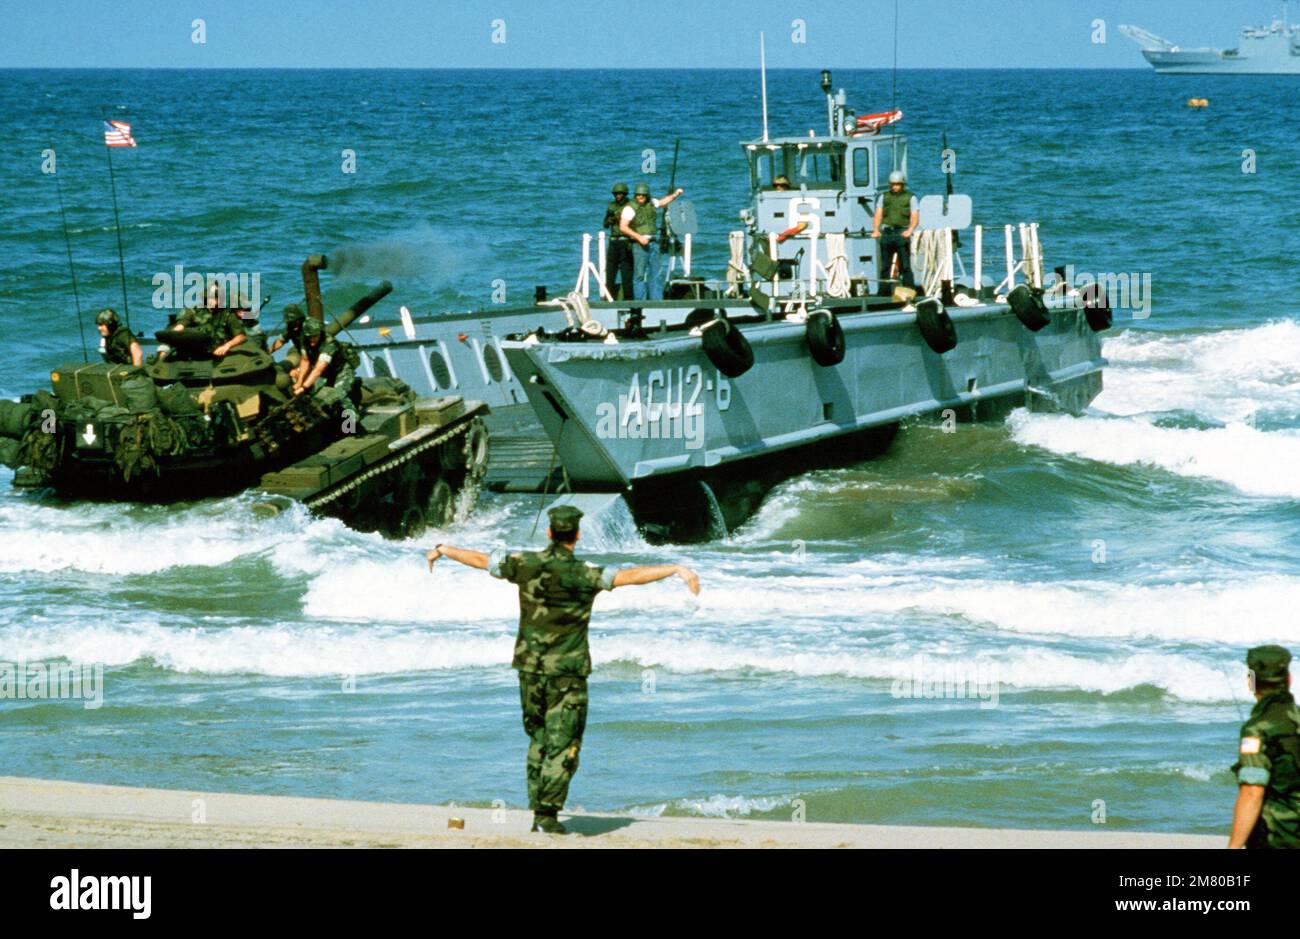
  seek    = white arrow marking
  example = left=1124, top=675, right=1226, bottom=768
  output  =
left=82, top=424, right=97, bottom=446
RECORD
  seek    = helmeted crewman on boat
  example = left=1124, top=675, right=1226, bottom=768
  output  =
left=871, top=170, right=919, bottom=294
left=603, top=183, right=635, bottom=301
left=618, top=182, right=684, bottom=301
left=96, top=308, right=143, bottom=367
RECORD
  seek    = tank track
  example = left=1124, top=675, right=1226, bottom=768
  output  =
left=303, top=418, right=478, bottom=511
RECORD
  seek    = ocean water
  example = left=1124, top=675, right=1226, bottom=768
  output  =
left=2, top=68, right=1298, bottom=833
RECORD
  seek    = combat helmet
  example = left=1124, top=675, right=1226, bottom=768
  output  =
left=611, top=182, right=629, bottom=196
left=301, top=318, right=324, bottom=339
left=634, top=182, right=651, bottom=197
left=888, top=171, right=907, bottom=185
left=95, top=308, right=119, bottom=328
left=283, top=303, right=306, bottom=327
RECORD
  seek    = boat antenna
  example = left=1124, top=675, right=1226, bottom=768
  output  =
left=759, top=32, right=769, bottom=143
left=49, top=143, right=90, bottom=363
left=890, top=0, right=899, bottom=115
left=101, top=106, right=133, bottom=334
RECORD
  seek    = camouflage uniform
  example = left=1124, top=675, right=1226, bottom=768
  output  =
left=1232, top=645, right=1300, bottom=849
left=303, top=336, right=359, bottom=408
left=102, top=324, right=136, bottom=365
left=489, top=509, right=616, bottom=817
left=163, top=306, right=245, bottom=358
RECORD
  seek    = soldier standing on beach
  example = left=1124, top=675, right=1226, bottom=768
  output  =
left=1228, top=644, right=1300, bottom=849
left=427, top=505, right=700, bottom=835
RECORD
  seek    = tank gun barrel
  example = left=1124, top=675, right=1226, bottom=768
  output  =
left=328, top=281, right=392, bottom=337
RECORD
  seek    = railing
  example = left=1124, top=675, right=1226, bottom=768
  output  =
left=571, top=221, right=1047, bottom=304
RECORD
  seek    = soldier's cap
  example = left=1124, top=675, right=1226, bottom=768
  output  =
left=547, top=505, right=583, bottom=535
left=612, top=182, right=629, bottom=195
left=95, top=308, right=118, bottom=326
left=301, top=318, right=324, bottom=338
left=1248, top=645, right=1291, bottom=685
left=283, top=303, right=306, bottom=325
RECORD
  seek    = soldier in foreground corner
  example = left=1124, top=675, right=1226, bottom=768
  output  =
left=1228, top=644, right=1300, bottom=848
left=427, top=505, right=700, bottom=834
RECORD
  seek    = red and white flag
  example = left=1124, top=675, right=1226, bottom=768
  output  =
left=103, top=120, right=137, bottom=147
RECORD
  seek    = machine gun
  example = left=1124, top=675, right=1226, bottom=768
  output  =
left=658, top=138, right=681, bottom=253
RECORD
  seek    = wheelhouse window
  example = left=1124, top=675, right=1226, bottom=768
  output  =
left=788, top=142, right=844, bottom=188
left=748, top=141, right=846, bottom=190
left=851, top=147, right=871, bottom=188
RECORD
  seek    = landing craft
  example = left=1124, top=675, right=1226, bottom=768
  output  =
left=496, top=72, right=1112, bottom=540
left=288, top=69, right=1113, bottom=541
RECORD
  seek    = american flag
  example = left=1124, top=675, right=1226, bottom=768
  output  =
left=103, top=120, right=137, bottom=148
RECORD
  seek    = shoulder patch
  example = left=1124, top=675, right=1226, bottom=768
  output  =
left=1240, top=736, right=1262, bottom=755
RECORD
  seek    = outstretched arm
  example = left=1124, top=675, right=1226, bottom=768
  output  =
left=426, top=544, right=489, bottom=572
left=612, top=564, right=700, bottom=595
left=1228, top=785, right=1265, bottom=848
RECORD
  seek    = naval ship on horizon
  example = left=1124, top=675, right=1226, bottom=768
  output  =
left=1120, top=6, right=1300, bottom=74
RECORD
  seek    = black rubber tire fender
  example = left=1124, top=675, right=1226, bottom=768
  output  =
left=915, top=298, right=958, bottom=354
left=1007, top=283, right=1050, bottom=332
left=806, top=309, right=846, bottom=366
left=699, top=315, right=755, bottom=378
left=1080, top=283, right=1113, bottom=332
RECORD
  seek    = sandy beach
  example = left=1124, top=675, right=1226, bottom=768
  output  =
left=0, top=776, right=1221, bottom=849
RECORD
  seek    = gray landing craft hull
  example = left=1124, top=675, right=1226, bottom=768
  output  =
left=503, top=298, right=1104, bottom=540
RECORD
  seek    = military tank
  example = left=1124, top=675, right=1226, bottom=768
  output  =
left=0, top=255, right=490, bottom=539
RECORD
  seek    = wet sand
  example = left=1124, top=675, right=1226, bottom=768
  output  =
left=0, top=776, right=1223, bottom=848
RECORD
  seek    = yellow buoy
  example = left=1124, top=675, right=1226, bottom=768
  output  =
left=1187, top=97, right=1209, bottom=108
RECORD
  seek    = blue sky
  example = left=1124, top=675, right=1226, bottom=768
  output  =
left=0, top=0, right=1292, bottom=68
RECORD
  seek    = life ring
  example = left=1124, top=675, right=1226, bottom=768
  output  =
left=700, top=315, right=755, bottom=378
left=915, top=298, right=958, bottom=354
left=1079, top=283, right=1113, bottom=332
left=1007, top=284, right=1050, bottom=332
left=806, top=309, right=846, bottom=366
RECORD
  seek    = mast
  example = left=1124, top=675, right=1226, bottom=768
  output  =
left=759, top=32, right=769, bottom=143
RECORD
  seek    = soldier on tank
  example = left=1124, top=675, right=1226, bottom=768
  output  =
left=619, top=181, right=685, bottom=301
left=871, top=170, right=919, bottom=294
left=157, top=281, right=246, bottom=361
left=1229, top=644, right=1300, bottom=849
left=293, top=317, right=359, bottom=407
left=232, top=289, right=268, bottom=351
left=269, top=303, right=307, bottom=358
left=95, top=308, right=142, bottom=367
left=603, top=183, right=635, bottom=301
left=427, top=505, right=701, bottom=834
